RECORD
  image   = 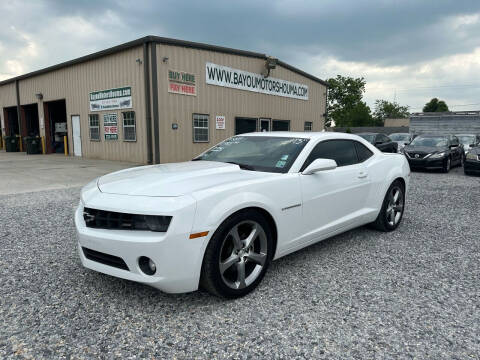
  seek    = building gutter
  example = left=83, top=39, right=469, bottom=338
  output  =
left=15, top=80, right=21, bottom=137
left=150, top=42, right=160, bottom=164
left=143, top=42, right=153, bottom=164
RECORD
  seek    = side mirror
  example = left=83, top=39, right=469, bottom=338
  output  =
left=404, top=142, right=410, bottom=145
left=302, top=158, right=337, bottom=175
left=375, top=141, right=383, bottom=145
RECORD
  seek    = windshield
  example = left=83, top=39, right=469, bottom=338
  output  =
left=194, top=136, right=309, bottom=173
left=358, top=134, right=375, bottom=143
left=390, top=134, right=410, bottom=142
left=410, top=136, right=447, bottom=147
left=456, top=135, right=475, bottom=145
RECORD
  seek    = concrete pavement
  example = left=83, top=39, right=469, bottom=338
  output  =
left=0, top=151, right=138, bottom=195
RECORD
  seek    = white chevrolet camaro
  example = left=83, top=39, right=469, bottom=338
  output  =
left=76, top=132, right=410, bottom=298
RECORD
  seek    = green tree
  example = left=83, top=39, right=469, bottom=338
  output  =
left=327, top=75, right=373, bottom=127
left=373, top=99, right=410, bottom=125
left=423, top=98, right=449, bottom=112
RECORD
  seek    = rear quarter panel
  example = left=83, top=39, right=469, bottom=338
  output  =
left=365, top=153, right=410, bottom=220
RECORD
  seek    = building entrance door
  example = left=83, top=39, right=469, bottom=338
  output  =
left=260, top=118, right=271, bottom=132
left=71, top=115, right=82, bottom=156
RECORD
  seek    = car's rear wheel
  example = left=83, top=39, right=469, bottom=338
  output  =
left=442, top=157, right=451, bottom=173
left=371, top=180, right=405, bottom=232
left=200, top=210, right=273, bottom=298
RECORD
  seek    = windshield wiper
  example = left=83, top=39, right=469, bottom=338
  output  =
left=225, top=161, right=255, bottom=171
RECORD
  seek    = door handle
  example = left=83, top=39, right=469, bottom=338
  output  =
left=358, top=172, right=367, bottom=179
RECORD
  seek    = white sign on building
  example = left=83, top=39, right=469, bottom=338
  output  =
left=90, top=87, right=132, bottom=112
left=215, top=115, right=226, bottom=130
left=206, top=62, right=308, bottom=100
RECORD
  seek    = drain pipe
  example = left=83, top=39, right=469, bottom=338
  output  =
left=150, top=42, right=160, bottom=164
left=143, top=42, right=153, bottom=164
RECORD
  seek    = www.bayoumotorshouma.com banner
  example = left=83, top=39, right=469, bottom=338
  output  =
left=205, top=62, right=308, bottom=100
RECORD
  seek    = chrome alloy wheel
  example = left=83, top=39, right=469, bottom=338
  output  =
left=386, top=186, right=404, bottom=227
left=219, top=220, right=268, bottom=290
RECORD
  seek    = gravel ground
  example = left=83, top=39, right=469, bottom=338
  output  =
left=1, top=166, right=479, bottom=359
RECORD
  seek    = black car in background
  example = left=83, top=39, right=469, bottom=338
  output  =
left=403, top=134, right=464, bottom=173
left=357, top=133, right=398, bottom=153
left=464, top=146, right=480, bottom=175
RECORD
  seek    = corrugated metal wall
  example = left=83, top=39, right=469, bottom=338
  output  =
left=155, top=44, right=326, bottom=163
left=410, top=113, right=480, bottom=135
left=0, top=46, right=147, bottom=163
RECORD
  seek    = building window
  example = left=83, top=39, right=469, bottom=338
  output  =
left=123, top=111, right=136, bottom=141
left=89, top=114, right=100, bottom=141
left=304, top=121, right=313, bottom=132
left=193, top=114, right=209, bottom=142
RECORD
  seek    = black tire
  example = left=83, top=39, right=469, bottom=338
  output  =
left=442, top=157, right=451, bottom=173
left=200, top=209, right=273, bottom=298
left=370, top=180, right=405, bottom=232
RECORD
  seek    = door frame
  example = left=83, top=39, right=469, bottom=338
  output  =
left=71, top=114, right=82, bottom=157
left=259, top=118, right=271, bottom=132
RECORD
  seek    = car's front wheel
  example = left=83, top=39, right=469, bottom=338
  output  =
left=442, top=157, right=451, bottom=173
left=200, top=210, right=273, bottom=298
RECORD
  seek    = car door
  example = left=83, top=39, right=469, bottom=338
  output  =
left=450, top=136, right=462, bottom=163
left=298, top=139, right=372, bottom=244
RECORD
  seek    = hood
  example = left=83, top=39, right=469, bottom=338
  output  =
left=468, top=146, right=480, bottom=155
left=97, top=161, right=271, bottom=197
left=404, top=145, right=447, bottom=154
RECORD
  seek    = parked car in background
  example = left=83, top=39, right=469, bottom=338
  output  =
left=403, top=134, right=464, bottom=173
left=464, top=146, right=480, bottom=175
left=75, top=132, right=410, bottom=298
left=455, top=134, right=480, bottom=155
left=357, top=133, right=398, bottom=153
left=389, top=133, right=414, bottom=153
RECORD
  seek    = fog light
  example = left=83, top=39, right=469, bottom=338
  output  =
left=139, top=256, right=156, bottom=275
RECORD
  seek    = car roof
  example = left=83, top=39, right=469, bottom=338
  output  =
left=455, top=133, right=477, bottom=136
left=416, top=134, right=447, bottom=137
left=356, top=132, right=378, bottom=135
left=390, top=132, right=409, bottom=135
left=239, top=131, right=366, bottom=141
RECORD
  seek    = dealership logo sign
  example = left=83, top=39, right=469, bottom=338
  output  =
left=168, top=70, right=197, bottom=96
left=206, top=62, right=308, bottom=100
left=89, top=87, right=132, bottom=112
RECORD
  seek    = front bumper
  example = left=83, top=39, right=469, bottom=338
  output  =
left=75, top=190, right=211, bottom=293
left=464, top=159, right=480, bottom=174
left=406, top=156, right=445, bottom=169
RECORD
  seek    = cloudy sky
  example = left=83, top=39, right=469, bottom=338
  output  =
left=1, top=0, right=480, bottom=112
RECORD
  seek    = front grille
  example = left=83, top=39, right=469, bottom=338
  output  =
left=82, top=247, right=129, bottom=271
left=83, top=207, right=171, bottom=232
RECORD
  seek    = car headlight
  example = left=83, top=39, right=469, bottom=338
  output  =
left=429, top=152, right=446, bottom=159
left=466, top=152, right=479, bottom=160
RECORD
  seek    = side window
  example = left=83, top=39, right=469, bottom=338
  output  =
left=378, top=134, right=389, bottom=143
left=302, top=140, right=358, bottom=170
left=193, top=114, right=209, bottom=143
left=122, top=111, right=136, bottom=141
left=88, top=114, right=100, bottom=141
left=354, top=141, right=374, bottom=162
